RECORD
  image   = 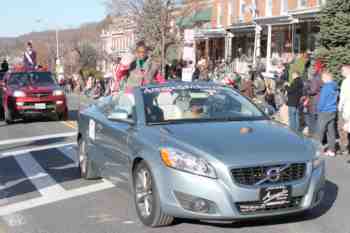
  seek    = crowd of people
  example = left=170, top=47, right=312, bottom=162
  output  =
left=15, top=39, right=344, bottom=160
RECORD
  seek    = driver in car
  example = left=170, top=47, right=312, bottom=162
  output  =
left=183, top=105, right=206, bottom=119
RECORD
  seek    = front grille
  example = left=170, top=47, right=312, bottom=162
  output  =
left=29, top=93, right=51, bottom=98
left=236, top=196, right=303, bottom=215
left=231, top=163, right=306, bottom=186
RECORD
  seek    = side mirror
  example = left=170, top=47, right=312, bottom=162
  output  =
left=108, top=109, right=129, bottom=121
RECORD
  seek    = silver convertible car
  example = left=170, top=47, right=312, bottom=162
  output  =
left=77, top=82, right=325, bottom=227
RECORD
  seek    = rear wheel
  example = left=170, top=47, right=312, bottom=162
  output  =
left=133, top=161, right=174, bottom=227
left=78, top=138, right=100, bottom=180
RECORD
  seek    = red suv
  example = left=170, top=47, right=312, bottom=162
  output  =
left=1, top=71, right=68, bottom=124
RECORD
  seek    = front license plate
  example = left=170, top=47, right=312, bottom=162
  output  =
left=260, top=186, right=291, bottom=207
left=34, top=103, right=46, bottom=109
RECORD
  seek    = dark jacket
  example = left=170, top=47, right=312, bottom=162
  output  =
left=286, top=77, right=304, bottom=107
left=308, top=74, right=322, bottom=113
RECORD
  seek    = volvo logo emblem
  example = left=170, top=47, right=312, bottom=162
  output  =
left=255, top=164, right=291, bottom=186
left=266, top=168, right=281, bottom=182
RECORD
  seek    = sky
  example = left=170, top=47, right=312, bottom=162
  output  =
left=0, top=0, right=106, bottom=37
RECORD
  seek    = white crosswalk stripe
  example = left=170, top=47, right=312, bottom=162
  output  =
left=0, top=144, right=115, bottom=218
left=15, top=154, right=66, bottom=196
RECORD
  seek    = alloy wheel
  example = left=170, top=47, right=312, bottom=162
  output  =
left=79, top=140, right=87, bottom=175
left=135, top=168, right=153, bottom=218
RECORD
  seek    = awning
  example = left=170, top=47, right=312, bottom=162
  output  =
left=289, top=7, right=321, bottom=22
left=177, top=8, right=212, bottom=28
left=254, top=15, right=295, bottom=25
left=194, top=28, right=226, bottom=39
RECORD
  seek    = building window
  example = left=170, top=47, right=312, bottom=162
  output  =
left=281, top=0, right=288, bottom=14
left=239, top=0, right=246, bottom=22
left=217, top=4, right=222, bottom=27
left=298, top=0, right=308, bottom=9
left=228, top=1, right=232, bottom=26
left=266, top=0, right=273, bottom=17
left=317, top=0, right=326, bottom=6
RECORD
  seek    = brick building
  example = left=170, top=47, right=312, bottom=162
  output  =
left=210, top=0, right=326, bottom=70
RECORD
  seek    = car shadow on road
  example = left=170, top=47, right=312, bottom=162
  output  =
left=0, top=147, right=80, bottom=202
left=174, top=180, right=338, bottom=228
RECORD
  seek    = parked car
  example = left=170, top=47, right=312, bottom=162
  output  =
left=77, top=82, right=325, bottom=227
left=2, top=71, right=68, bottom=124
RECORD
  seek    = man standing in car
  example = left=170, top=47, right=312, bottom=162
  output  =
left=23, top=41, right=37, bottom=71
left=115, top=41, right=165, bottom=92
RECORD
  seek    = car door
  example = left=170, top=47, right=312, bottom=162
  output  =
left=87, top=96, right=114, bottom=172
left=99, top=92, right=136, bottom=188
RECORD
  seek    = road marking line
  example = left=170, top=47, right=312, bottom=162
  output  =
left=1, top=142, right=76, bottom=158
left=1, top=173, right=48, bottom=191
left=0, top=132, right=77, bottom=146
left=2, top=213, right=26, bottom=227
left=15, top=153, right=65, bottom=196
left=61, top=121, right=77, bottom=129
left=0, top=180, right=115, bottom=217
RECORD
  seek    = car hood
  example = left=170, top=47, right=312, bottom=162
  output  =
left=157, top=120, right=314, bottom=167
left=10, top=84, right=57, bottom=93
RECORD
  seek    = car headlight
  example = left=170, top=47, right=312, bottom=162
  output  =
left=160, top=148, right=217, bottom=179
left=53, top=90, right=64, bottom=96
left=13, top=90, right=26, bottom=97
left=312, top=158, right=323, bottom=170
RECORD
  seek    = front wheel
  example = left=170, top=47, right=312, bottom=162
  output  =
left=4, top=108, right=13, bottom=124
left=133, top=161, right=174, bottom=227
left=78, top=138, right=100, bottom=180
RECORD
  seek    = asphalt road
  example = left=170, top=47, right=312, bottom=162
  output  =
left=0, top=94, right=349, bottom=233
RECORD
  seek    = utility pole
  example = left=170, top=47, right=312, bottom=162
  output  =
left=56, top=28, right=60, bottom=64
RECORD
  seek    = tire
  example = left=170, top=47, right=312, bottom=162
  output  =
left=57, top=112, right=68, bottom=121
left=4, top=108, right=13, bottom=124
left=133, top=161, right=174, bottom=227
left=78, top=138, right=101, bottom=180
left=0, top=107, right=4, bottom=120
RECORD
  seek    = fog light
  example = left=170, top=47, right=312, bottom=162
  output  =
left=16, top=102, right=24, bottom=106
left=191, top=198, right=210, bottom=213
left=174, top=191, right=216, bottom=214
left=56, top=100, right=64, bottom=105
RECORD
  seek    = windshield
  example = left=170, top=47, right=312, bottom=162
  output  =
left=8, top=72, right=56, bottom=87
left=142, top=84, right=266, bottom=125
